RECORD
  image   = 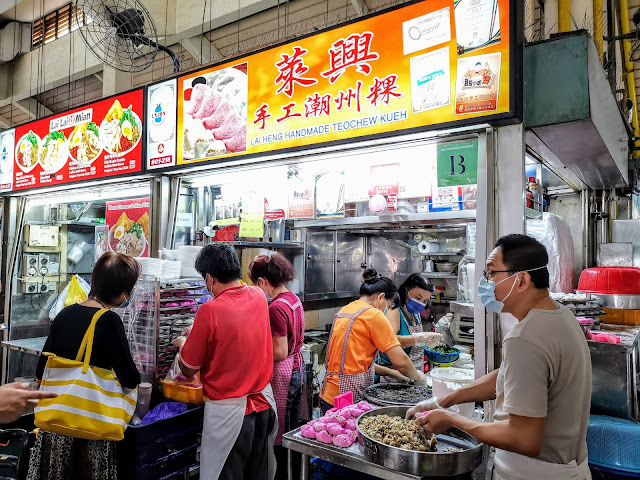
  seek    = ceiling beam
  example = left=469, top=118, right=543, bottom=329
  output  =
left=350, top=0, right=369, bottom=16
left=13, top=98, right=52, bottom=119
left=180, top=35, right=223, bottom=65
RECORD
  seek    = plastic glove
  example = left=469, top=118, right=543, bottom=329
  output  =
left=412, top=332, right=444, bottom=348
left=405, top=396, right=440, bottom=419
left=413, top=371, right=428, bottom=388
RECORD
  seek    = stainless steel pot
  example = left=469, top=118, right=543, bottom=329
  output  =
left=596, top=294, right=640, bottom=310
left=357, top=406, right=483, bottom=477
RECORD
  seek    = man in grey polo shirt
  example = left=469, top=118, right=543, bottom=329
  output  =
left=408, top=234, right=591, bottom=480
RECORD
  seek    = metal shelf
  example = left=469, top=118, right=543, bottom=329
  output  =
left=420, top=252, right=465, bottom=257
left=525, top=207, right=543, bottom=219
left=293, top=211, right=476, bottom=229
left=422, top=272, right=458, bottom=279
left=225, top=241, right=303, bottom=249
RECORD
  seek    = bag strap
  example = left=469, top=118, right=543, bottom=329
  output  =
left=76, top=309, right=109, bottom=373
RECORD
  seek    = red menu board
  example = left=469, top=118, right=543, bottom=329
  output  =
left=13, top=89, right=144, bottom=191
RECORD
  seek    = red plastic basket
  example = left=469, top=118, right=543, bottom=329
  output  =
left=578, top=267, right=640, bottom=295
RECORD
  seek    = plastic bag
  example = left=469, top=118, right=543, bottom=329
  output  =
left=140, top=402, right=187, bottom=425
left=64, top=275, right=89, bottom=306
left=526, top=213, right=575, bottom=293
left=49, top=275, right=90, bottom=320
left=164, top=355, right=200, bottom=386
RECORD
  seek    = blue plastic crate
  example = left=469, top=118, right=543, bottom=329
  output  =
left=587, top=415, right=640, bottom=475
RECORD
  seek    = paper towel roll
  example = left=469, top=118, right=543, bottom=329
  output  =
left=418, top=241, right=435, bottom=253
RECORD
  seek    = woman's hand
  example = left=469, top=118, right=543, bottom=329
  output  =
left=172, top=336, right=187, bottom=351
left=390, top=369, right=410, bottom=383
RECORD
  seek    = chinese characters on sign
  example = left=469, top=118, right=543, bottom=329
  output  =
left=174, top=0, right=513, bottom=166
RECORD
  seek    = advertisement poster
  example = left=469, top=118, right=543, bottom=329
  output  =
left=95, top=225, right=109, bottom=261
left=315, top=171, right=345, bottom=219
left=0, top=130, right=15, bottom=192
left=369, top=163, right=399, bottom=214
left=13, top=89, right=144, bottom=191
left=147, top=79, right=177, bottom=169
left=181, top=63, right=248, bottom=163
left=174, top=0, right=513, bottom=167
left=105, top=197, right=150, bottom=257
left=454, top=0, right=501, bottom=55
left=455, top=53, right=501, bottom=115
left=288, top=175, right=315, bottom=219
left=410, top=47, right=451, bottom=114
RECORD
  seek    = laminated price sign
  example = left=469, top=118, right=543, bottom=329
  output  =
left=239, top=194, right=265, bottom=238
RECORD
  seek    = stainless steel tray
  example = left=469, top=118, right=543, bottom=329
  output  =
left=363, top=383, right=432, bottom=406
left=356, top=406, right=483, bottom=477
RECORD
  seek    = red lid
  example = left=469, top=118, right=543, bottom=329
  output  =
left=578, top=267, right=640, bottom=294
left=528, top=177, right=536, bottom=182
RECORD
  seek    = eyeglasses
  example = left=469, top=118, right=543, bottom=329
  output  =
left=482, top=269, right=515, bottom=280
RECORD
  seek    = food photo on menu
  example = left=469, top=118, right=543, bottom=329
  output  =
left=100, top=99, right=142, bottom=155
left=182, top=62, right=248, bottom=160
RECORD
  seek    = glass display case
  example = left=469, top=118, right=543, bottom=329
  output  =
left=4, top=183, right=151, bottom=382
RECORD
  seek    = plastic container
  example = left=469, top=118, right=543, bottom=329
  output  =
left=424, top=346, right=460, bottom=367
left=587, top=415, right=640, bottom=475
left=162, top=381, right=205, bottom=405
left=430, top=367, right=475, bottom=418
left=602, top=308, right=640, bottom=326
left=578, top=267, right=640, bottom=295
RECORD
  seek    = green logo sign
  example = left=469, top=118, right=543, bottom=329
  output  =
left=436, top=140, right=478, bottom=187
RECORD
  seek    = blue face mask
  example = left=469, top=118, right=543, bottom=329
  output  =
left=118, top=290, right=135, bottom=309
left=478, top=266, right=547, bottom=312
left=406, top=296, right=426, bottom=316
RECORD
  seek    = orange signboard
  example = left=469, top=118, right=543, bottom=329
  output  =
left=177, top=0, right=517, bottom=166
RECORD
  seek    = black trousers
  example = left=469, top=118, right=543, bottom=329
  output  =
left=219, top=408, right=276, bottom=480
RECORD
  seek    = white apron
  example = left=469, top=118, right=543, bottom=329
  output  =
left=488, top=448, right=592, bottom=480
left=200, top=383, right=278, bottom=480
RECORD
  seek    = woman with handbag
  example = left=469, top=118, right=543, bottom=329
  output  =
left=27, top=252, right=141, bottom=480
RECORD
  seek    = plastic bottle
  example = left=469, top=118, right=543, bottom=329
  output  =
left=528, top=177, right=541, bottom=211
left=134, top=382, right=153, bottom=420
left=526, top=180, right=534, bottom=209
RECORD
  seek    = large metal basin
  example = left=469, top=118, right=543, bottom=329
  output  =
left=357, top=406, right=483, bottom=477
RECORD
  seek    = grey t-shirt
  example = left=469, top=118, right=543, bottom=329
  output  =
left=494, top=303, right=591, bottom=464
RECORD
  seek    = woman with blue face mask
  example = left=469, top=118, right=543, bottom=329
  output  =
left=377, top=273, right=443, bottom=382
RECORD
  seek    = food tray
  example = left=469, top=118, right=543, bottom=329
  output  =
left=162, top=380, right=205, bottom=405
left=363, top=384, right=432, bottom=406
left=357, top=406, right=482, bottom=477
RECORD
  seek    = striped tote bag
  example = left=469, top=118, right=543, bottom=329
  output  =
left=34, top=309, right=138, bottom=441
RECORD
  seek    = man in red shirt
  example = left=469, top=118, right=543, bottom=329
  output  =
left=177, top=244, right=276, bottom=480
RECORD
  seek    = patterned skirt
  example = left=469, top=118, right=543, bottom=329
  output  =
left=26, top=431, right=117, bottom=480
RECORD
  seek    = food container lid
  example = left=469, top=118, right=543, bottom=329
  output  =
left=430, top=367, right=474, bottom=383
left=578, top=267, right=640, bottom=295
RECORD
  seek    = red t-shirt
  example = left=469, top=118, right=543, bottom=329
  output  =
left=269, top=291, right=304, bottom=369
left=181, top=284, right=273, bottom=414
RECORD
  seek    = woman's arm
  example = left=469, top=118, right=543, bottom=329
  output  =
left=107, top=314, right=141, bottom=389
left=375, top=364, right=410, bottom=382
left=272, top=336, right=288, bottom=362
left=384, top=345, right=422, bottom=382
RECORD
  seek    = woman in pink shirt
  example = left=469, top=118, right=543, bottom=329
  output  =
left=249, top=254, right=305, bottom=479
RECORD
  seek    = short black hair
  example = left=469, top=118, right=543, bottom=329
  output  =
left=398, top=273, right=435, bottom=305
left=89, top=252, right=141, bottom=304
left=359, top=268, right=397, bottom=300
left=494, top=234, right=550, bottom=289
left=195, top=244, right=242, bottom=283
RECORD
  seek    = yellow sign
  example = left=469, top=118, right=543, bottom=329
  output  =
left=177, top=0, right=515, bottom=165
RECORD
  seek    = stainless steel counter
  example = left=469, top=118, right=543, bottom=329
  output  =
left=1, top=337, right=47, bottom=356
left=283, top=427, right=422, bottom=480
left=588, top=324, right=640, bottom=420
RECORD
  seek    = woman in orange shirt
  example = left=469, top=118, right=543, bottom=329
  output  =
left=319, top=268, right=426, bottom=412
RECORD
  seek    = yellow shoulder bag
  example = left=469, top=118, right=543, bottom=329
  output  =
left=34, top=309, right=138, bottom=441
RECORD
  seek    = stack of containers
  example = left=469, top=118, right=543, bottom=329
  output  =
left=578, top=267, right=640, bottom=325
left=177, top=246, right=202, bottom=279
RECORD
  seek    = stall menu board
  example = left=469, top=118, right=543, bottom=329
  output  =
left=171, top=0, right=515, bottom=168
left=13, top=89, right=144, bottom=191
left=105, top=197, right=150, bottom=257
